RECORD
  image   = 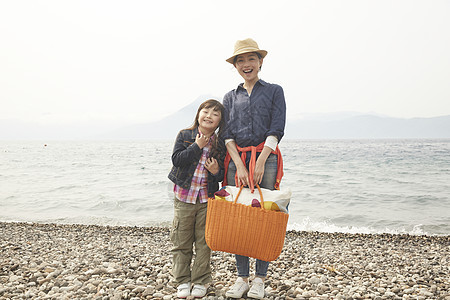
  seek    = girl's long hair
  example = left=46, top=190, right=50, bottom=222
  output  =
left=188, top=99, right=226, bottom=161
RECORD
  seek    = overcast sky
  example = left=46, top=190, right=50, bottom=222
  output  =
left=1, top=0, right=449, bottom=127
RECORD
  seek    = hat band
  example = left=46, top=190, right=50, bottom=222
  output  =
left=234, top=46, right=261, bottom=55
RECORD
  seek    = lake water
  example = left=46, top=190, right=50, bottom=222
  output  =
left=1, top=139, right=449, bottom=236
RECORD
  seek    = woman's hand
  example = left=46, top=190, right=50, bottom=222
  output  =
left=205, top=157, right=219, bottom=175
left=254, top=158, right=266, bottom=185
left=252, top=146, right=273, bottom=185
left=225, top=140, right=250, bottom=187
left=235, top=163, right=250, bottom=187
left=195, top=133, right=209, bottom=149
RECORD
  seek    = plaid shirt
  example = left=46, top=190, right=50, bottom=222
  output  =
left=174, top=142, right=210, bottom=204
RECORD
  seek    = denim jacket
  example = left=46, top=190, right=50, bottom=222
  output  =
left=223, top=79, right=286, bottom=147
left=168, top=127, right=225, bottom=198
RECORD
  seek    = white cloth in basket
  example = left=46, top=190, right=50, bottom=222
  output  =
left=214, top=186, right=291, bottom=213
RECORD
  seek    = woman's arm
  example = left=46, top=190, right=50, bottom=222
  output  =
left=226, top=140, right=249, bottom=187
left=267, top=85, right=286, bottom=142
left=254, top=85, right=285, bottom=185
left=221, top=92, right=235, bottom=141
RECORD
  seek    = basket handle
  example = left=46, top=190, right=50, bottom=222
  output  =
left=233, top=184, right=265, bottom=210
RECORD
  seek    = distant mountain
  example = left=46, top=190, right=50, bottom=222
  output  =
left=1, top=97, right=449, bottom=140
left=0, top=96, right=212, bottom=141
left=285, top=114, right=450, bottom=139
left=95, top=96, right=210, bottom=140
left=97, top=102, right=450, bottom=139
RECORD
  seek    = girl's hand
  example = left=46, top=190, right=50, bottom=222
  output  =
left=195, top=133, right=209, bottom=149
left=205, top=157, right=219, bottom=175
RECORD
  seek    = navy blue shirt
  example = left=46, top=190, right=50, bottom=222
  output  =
left=223, top=79, right=286, bottom=147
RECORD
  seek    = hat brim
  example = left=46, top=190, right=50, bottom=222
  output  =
left=226, top=49, right=268, bottom=64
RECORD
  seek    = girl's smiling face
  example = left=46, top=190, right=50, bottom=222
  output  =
left=234, top=52, right=263, bottom=83
left=198, top=107, right=221, bottom=135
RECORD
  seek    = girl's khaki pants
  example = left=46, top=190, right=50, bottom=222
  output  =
left=170, top=198, right=211, bottom=285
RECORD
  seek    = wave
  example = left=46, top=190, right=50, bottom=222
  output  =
left=287, top=217, right=429, bottom=236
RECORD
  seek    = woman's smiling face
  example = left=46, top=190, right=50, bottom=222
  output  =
left=234, top=52, right=263, bottom=83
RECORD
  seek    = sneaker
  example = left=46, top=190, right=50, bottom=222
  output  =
left=177, top=282, right=191, bottom=298
left=225, top=277, right=249, bottom=298
left=247, top=277, right=265, bottom=299
left=191, top=284, right=207, bottom=298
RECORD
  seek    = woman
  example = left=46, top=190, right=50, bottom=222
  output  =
left=222, top=38, right=286, bottom=299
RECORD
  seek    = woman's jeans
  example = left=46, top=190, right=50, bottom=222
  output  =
left=226, top=153, right=278, bottom=278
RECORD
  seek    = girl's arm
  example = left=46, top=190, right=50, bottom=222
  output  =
left=171, top=131, right=202, bottom=167
left=207, top=137, right=226, bottom=182
left=226, top=141, right=249, bottom=187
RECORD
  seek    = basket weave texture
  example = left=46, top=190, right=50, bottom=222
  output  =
left=205, top=187, right=289, bottom=262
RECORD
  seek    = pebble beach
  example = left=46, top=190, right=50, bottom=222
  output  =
left=1, top=222, right=448, bottom=300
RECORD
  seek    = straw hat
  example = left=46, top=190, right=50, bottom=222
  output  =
left=226, top=38, right=268, bottom=64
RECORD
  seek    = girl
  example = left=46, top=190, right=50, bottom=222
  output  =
left=223, top=38, right=286, bottom=299
left=168, top=99, right=226, bottom=298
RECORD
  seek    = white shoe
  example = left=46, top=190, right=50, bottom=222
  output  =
left=247, top=277, right=265, bottom=299
left=191, top=284, right=207, bottom=298
left=225, top=277, right=249, bottom=298
left=177, top=282, right=191, bottom=298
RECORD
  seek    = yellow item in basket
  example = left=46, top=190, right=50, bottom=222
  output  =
left=263, top=201, right=280, bottom=211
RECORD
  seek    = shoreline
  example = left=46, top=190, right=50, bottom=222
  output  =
left=2, top=219, right=447, bottom=237
left=1, top=222, right=449, bottom=299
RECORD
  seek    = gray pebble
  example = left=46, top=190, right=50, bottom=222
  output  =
left=0, top=222, right=448, bottom=299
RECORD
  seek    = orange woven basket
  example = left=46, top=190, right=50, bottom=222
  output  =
left=205, top=185, right=289, bottom=262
